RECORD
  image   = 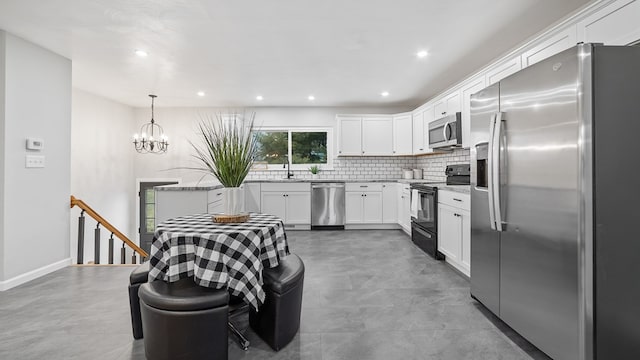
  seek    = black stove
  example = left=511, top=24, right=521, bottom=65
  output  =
left=409, top=164, right=470, bottom=260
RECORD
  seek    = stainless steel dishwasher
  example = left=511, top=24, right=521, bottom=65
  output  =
left=311, top=182, right=345, bottom=230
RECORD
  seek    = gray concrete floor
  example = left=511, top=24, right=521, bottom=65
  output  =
left=0, top=230, right=550, bottom=360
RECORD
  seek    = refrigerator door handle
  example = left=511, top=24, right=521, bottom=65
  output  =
left=492, top=112, right=505, bottom=231
left=487, top=113, right=498, bottom=230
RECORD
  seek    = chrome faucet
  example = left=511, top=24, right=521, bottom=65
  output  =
left=283, top=156, right=294, bottom=179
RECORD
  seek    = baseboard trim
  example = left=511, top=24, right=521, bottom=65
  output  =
left=345, top=224, right=401, bottom=230
left=0, top=258, right=71, bottom=291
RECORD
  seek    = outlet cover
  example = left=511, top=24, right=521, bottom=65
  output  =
left=25, top=155, right=45, bottom=168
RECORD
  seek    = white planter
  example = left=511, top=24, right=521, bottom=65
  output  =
left=225, top=187, right=243, bottom=215
left=311, top=174, right=318, bottom=179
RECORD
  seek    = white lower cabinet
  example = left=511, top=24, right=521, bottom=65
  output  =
left=437, top=190, right=470, bottom=277
left=382, top=183, right=398, bottom=223
left=260, top=182, right=311, bottom=227
left=345, top=191, right=382, bottom=223
left=261, top=192, right=287, bottom=220
left=397, top=184, right=411, bottom=234
left=362, top=192, right=383, bottom=223
left=345, top=183, right=384, bottom=224
left=438, top=205, right=462, bottom=261
left=243, top=183, right=261, bottom=213
left=286, top=192, right=312, bottom=224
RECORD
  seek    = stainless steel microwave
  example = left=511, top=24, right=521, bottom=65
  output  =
left=428, top=112, right=462, bottom=149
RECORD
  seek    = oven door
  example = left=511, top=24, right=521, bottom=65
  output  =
left=412, top=189, right=437, bottom=234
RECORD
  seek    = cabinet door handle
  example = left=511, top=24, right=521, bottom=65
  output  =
left=364, top=194, right=367, bottom=197
left=453, top=198, right=462, bottom=202
left=217, top=193, right=222, bottom=196
left=419, top=148, right=423, bottom=151
left=339, top=150, right=342, bottom=154
left=360, top=185, right=368, bottom=188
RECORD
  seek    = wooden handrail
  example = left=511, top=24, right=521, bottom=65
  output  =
left=70, top=195, right=148, bottom=258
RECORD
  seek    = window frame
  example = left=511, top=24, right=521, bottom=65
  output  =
left=252, top=127, right=333, bottom=170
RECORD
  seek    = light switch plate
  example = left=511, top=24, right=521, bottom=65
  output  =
left=25, top=155, right=45, bottom=168
left=26, top=138, right=44, bottom=151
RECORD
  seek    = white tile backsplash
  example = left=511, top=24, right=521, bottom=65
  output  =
left=244, top=149, right=470, bottom=181
left=415, top=149, right=470, bottom=182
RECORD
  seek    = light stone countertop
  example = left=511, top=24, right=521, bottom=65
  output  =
left=156, top=179, right=470, bottom=193
left=438, top=185, right=471, bottom=194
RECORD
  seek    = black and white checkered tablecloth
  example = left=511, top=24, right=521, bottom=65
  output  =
left=148, top=213, right=289, bottom=309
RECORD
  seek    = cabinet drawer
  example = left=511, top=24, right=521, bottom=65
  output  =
left=208, top=201, right=224, bottom=214
left=438, top=190, right=470, bottom=210
left=261, top=182, right=310, bottom=192
left=345, top=183, right=383, bottom=192
left=208, top=189, right=225, bottom=203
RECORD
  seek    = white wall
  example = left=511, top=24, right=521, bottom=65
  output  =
left=0, top=32, right=71, bottom=285
left=0, top=32, right=6, bottom=281
left=70, top=89, right=135, bottom=264
left=132, top=106, right=410, bottom=183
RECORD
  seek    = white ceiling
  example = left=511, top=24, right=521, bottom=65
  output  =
left=0, top=0, right=590, bottom=108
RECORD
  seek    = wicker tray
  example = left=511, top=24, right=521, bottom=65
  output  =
left=212, top=213, right=250, bottom=223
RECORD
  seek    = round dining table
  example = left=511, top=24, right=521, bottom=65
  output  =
left=147, top=212, right=289, bottom=309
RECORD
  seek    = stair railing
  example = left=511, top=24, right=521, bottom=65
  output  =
left=70, top=195, right=148, bottom=264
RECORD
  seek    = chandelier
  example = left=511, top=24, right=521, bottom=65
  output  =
left=133, top=94, right=169, bottom=154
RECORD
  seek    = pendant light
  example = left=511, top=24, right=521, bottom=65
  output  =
left=133, top=94, right=169, bottom=154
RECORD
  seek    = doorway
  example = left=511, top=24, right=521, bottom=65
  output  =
left=139, top=181, right=178, bottom=253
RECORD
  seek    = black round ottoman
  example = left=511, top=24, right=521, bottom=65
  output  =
left=128, top=262, right=149, bottom=339
left=139, top=278, right=229, bottom=360
left=250, top=253, right=305, bottom=351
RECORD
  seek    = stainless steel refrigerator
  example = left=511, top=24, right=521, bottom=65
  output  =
left=470, top=43, right=640, bottom=360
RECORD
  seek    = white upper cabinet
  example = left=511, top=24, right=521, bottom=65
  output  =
left=412, top=110, right=426, bottom=154
left=337, top=115, right=394, bottom=156
left=577, top=0, right=640, bottom=45
left=392, top=113, right=413, bottom=156
left=337, top=116, right=362, bottom=156
left=362, top=116, right=394, bottom=156
left=522, top=27, right=578, bottom=67
left=460, top=75, right=487, bottom=149
left=433, top=91, right=461, bottom=119
left=485, top=55, right=522, bottom=85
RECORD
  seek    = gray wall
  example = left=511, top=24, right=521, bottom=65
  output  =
left=0, top=32, right=5, bottom=281
left=0, top=32, right=71, bottom=282
left=70, top=89, right=135, bottom=264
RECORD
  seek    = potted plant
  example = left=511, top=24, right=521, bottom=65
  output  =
left=309, top=165, right=320, bottom=179
left=190, top=112, right=256, bottom=216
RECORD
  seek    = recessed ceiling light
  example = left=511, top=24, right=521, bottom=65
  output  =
left=308, top=95, right=315, bottom=101
left=256, top=95, right=263, bottom=101
left=134, top=49, right=148, bottom=57
left=416, top=50, right=428, bottom=58
left=381, top=91, right=390, bottom=97
left=197, top=91, right=205, bottom=97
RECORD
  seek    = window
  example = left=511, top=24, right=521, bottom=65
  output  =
left=253, top=128, right=331, bottom=169
left=253, top=131, right=289, bottom=164
left=292, top=132, right=327, bottom=164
